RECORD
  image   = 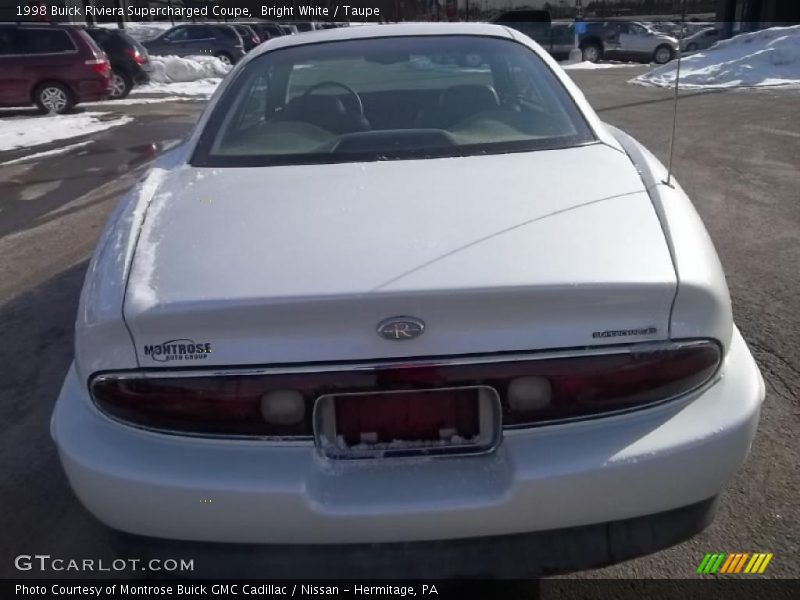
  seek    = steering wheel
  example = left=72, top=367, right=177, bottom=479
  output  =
left=301, top=81, right=364, bottom=117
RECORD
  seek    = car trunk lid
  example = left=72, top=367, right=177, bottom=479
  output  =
left=124, top=144, right=676, bottom=367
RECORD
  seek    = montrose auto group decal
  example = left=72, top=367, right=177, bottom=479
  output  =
left=143, top=339, right=212, bottom=362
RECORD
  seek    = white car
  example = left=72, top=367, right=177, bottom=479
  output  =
left=52, top=23, right=764, bottom=577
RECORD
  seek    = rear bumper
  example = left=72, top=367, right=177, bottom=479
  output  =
left=116, top=497, right=719, bottom=578
left=52, top=327, right=763, bottom=563
left=132, top=70, right=150, bottom=86
left=75, top=77, right=111, bottom=102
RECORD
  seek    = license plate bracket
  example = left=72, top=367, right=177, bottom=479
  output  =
left=314, top=386, right=500, bottom=460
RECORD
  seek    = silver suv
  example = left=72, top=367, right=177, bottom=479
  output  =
left=143, top=23, right=245, bottom=66
left=579, top=21, right=679, bottom=64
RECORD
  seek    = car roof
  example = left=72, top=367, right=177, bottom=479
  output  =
left=245, top=22, right=515, bottom=61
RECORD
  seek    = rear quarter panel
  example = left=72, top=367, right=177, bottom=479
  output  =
left=605, top=125, right=733, bottom=353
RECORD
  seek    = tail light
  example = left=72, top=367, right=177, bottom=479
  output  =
left=90, top=341, right=721, bottom=438
left=124, top=46, right=147, bottom=65
left=84, top=58, right=110, bottom=76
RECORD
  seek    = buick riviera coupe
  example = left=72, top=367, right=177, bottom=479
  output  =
left=52, top=24, right=764, bottom=577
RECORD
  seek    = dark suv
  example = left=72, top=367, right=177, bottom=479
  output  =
left=246, top=21, right=285, bottom=42
left=0, top=24, right=111, bottom=113
left=143, top=24, right=245, bottom=66
left=231, top=24, right=261, bottom=52
left=83, top=27, right=151, bottom=99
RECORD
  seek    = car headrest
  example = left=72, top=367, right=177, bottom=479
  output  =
left=284, top=95, right=346, bottom=130
left=439, top=84, right=500, bottom=113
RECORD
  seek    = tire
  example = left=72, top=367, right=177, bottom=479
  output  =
left=686, top=42, right=699, bottom=52
left=653, top=45, right=675, bottom=64
left=580, top=43, right=602, bottom=63
left=214, top=52, right=233, bottom=66
left=109, top=70, right=133, bottom=100
left=34, top=82, right=74, bottom=114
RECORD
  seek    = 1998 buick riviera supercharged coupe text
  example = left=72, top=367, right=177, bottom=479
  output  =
left=51, top=24, right=764, bottom=577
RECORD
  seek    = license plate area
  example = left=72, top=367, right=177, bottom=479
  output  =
left=314, top=386, right=500, bottom=460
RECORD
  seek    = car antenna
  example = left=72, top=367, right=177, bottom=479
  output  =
left=663, top=0, right=687, bottom=188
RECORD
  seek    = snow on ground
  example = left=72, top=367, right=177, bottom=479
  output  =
left=562, top=61, right=642, bottom=70
left=634, top=25, right=800, bottom=89
left=0, top=112, right=132, bottom=152
left=83, top=96, right=199, bottom=107
left=132, top=80, right=220, bottom=98
left=0, top=140, right=93, bottom=166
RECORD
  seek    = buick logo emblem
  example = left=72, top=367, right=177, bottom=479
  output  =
left=377, top=317, right=425, bottom=341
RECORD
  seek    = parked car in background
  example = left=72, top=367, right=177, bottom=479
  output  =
left=279, top=24, right=300, bottom=35
left=142, top=23, right=245, bottom=66
left=231, top=24, right=261, bottom=52
left=491, top=10, right=576, bottom=60
left=83, top=27, right=151, bottom=99
left=245, top=21, right=284, bottom=42
left=681, top=27, right=722, bottom=52
left=289, top=22, right=317, bottom=33
left=0, top=23, right=111, bottom=113
left=579, top=20, right=678, bottom=64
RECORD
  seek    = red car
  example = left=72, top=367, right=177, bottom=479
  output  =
left=0, top=23, right=112, bottom=114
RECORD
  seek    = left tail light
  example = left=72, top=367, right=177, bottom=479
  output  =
left=90, top=340, right=721, bottom=438
left=85, top=58, right=110, bottom=76
left=124, top=46, right=147, bottom=65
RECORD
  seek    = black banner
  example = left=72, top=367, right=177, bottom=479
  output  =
left=4, top=580, right=800, bottom=600
left=4, top=1, right=393, bottom=23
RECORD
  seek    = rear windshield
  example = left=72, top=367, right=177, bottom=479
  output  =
left=192, top=35, right=595, bottom=167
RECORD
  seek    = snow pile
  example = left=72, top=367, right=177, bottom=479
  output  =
left=635, top=25, right=800, bottom=89
left=0, top=112, right=131, bottom=152
left=148, top=55, right=231, bottom=84
left=562, top=61, right=641, bottom=70
left=131, top=55, right=230, bottom=98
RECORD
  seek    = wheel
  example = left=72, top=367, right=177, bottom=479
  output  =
left=214, top=52, right=233, bottom=66
left=109, top=70, right=133, bottom=100
left=653, top=45, right=674, bottom=64
left=34, top=82, right=74, bottom=114
left=686, top=42, right=699, bottom=52
left=581, top=43, right=602, bottom=63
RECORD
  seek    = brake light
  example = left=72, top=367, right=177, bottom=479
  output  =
left=124, top=46, right=147, bottom=65
left=90, top=341, right=721, bottom=437
left=85, top=58, right=110, bottom=76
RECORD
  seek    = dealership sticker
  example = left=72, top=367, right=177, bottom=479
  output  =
left=143, top=339, right=212, bottom=362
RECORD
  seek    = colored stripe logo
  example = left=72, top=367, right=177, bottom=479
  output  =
left=697, top=552, right=773, bottom=574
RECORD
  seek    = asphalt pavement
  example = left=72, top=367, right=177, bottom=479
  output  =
left=0, top=69, right=797, bottom=580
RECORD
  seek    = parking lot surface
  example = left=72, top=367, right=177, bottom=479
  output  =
left=1, top=68, right=797, bottom=579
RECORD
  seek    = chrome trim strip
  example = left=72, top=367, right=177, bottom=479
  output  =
left=92, top=340, right=713, bottom=381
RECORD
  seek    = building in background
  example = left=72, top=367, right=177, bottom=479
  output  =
left=716, top=0, right=800, bottom=37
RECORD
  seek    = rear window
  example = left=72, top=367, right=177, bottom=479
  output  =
left=9, top=28, right=76, bottom=54
left=0, top=28, right=14, bottom=55
left=192, top=35, right=595, bottom=167
left=214, top=26, right=239, bottom=40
